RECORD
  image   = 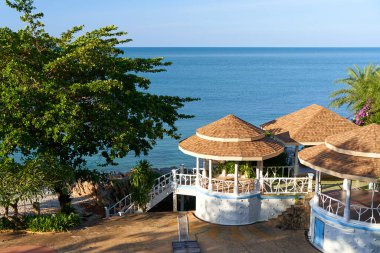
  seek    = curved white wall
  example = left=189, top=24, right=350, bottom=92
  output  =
left=309, top=201, right=380, bottom=253
left=194, top=187, right=298, bottom=225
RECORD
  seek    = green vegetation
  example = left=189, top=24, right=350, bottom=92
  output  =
left=330, top=64, right=380, bottom=125
left=216, top=162, right=256, bottom=178
left=0, top=0, right=195, bottom=214
left=25, top=213, right=80, bottom=232
left=0, top=213, right=80, bottom=232
left=130, top=160, right=157, bottom=211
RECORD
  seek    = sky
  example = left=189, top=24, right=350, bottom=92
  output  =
left=1, top=0, right=380, bottom=47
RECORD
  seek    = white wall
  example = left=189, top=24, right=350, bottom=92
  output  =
left=309, top=202, right=380, bottom=253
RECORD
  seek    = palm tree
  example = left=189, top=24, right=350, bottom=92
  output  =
left=129, top=160, right=156, bottom=212
left=330, top=64, right=380, bottom=125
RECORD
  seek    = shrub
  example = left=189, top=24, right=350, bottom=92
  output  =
left=24, top=213, right=80, bottom=232
left=0, top=217, right=16, bottom=230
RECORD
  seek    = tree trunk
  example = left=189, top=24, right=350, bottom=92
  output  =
left=4, top=205, right=9, bottom=217
left=11, top=202, right=18, bottom=217
left=55, top=187, right=71, bottom=213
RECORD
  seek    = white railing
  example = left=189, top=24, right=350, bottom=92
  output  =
left=318, top=192, right=345, bottom=216
left=317, top=192, right=380, bottom=224
left=263, top=166, right=294, bottom=178
left=239, top=179, right=258, bottom=194
left=108, top=193, right=133, bottom=216
left=149, top=172, right=173, bottom=202
left=199, top=174, right=209, bottom=189
left=211, top=178, right=235, bottom=193
left=262, top=177, right=309, bottom=194
left=350, top=203, right=380, bottom=224
left=176, top=174, right=197, bottom=186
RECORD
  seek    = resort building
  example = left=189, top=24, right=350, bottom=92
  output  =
left=262, top=104, right=359, bottom=175
left=177, top=114, right=310, bottom=225
left=299, top=124, right=380, bottom=253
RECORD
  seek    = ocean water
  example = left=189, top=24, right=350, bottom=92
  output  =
left=88, top=47, right=380, bottom=172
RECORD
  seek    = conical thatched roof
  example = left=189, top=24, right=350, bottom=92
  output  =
left=261, top=104, right=359, bottom=146
left=179, top=115, right=284, bottom=161
left=299, top=124, right=380, bottom=182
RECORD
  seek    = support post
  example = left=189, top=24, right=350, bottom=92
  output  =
left=208, top=160, right=213, bottom=192
left=196, top=157, right=200, bottom=187
left=255, top=166, right=261, bottom=192
left=202, top=159, right=207, bottom=177
left=294, top=145, right=299, bottom=176
left=313, top=171, right=320, bottom=205
left=258, top=161, right=264, bottom=191
left=307, top=173, right=314, bottom=193
left=343, top=178, right=348, bottom=191
left=343, top=179, right=352, bottom=222
left=104, top=206, right=110, bottom=218
left=234, top=162, right=239, bottom=195
left=180, top=195, right=185, bottom=211
left=173, top=193, right=177, bottom=212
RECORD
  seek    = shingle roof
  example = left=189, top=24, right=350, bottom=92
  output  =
left=298, top=124, right=380, bottom=182
left=179, top=115, right=284, bottom=161
left=261, top=104, right=359, bottom=145
left=326, top=123, right=380, bottom=156
left=197, top=114, right=264, bottom=140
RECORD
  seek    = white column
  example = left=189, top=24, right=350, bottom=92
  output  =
left=307, top=173, right=314, bottom=193
left=313, top=171, right=320, bottom=205
left=202, top=159, right=207, bottom=177
left=196, top=157, right=200, bottom=187
left=343, top=179, right=352, bottom=222
left=208, top=160, right=213, bottom=192
left=294, top=145, right=299, bottom=176
left=258, top=161, right=264, bottom=191
left=234, top=162, right=239, bottom=195
left=343, top=178, right=348, bottom=191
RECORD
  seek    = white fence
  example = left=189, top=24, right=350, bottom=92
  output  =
left=318, top=192, right=345, bottom=216
left=317, top=192, right=380, bottom=224
left=262, top=177, right=310, bottom=194
left=350, top=203, right=380, bottom=224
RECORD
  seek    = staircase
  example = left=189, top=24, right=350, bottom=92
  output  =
left=269, top=193, right=313, bottom=230
left=106, top=171, right=175, bottom=217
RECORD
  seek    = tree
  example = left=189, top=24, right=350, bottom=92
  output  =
left=0, top=158, right=45, bottom=216
left=330, top=64, right=380, bottom=125
left=129, top=160, right=157, bottom=212
left=0, top=0, right=196, bottom=210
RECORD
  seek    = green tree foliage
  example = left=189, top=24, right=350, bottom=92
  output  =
left=330, top=64, right=380, bottom=125
left=0, top=158, right=45, bottom=216
left=129, top=160, right=156, bottom=211
left=0, top=0, right=195, bottom=210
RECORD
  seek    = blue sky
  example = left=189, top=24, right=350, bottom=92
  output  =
left=1, top=0, right=380, bottom=47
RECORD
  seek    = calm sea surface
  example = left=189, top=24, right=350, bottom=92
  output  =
left=87, top=47, right=380, bottom=172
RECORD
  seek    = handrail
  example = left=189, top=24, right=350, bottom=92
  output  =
left=262, top=177, right=309, bottom=194
left=350, top=203, right=380, bottom=224
left=317, top=192, right=380, bottom=224
left=318, top=192, right=345, bottom=216
left=108, top=193, right=133, bottom=216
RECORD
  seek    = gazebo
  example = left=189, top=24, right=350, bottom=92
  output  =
left=262, top=104, right=359, bottom=175
left=178, top=114, right=292, bottom=225
left=298, top=124, right=380, bottom=253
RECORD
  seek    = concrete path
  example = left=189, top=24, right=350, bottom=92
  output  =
left=0, top=245, right=56, bottom=253
left=0, top=212, right=318, bottom=253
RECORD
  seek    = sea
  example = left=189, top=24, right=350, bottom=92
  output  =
left=87, top=47, right=380, bottom=173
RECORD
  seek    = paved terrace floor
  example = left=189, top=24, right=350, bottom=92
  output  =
left=0, top=212, right=317, bottom=253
